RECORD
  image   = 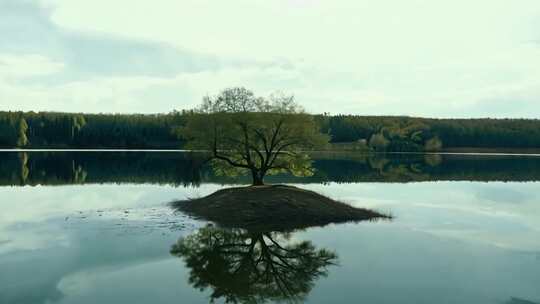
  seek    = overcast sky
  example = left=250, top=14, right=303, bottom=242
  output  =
left=1, top=0, right=539, bottom=117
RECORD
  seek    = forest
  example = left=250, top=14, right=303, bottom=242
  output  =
left=0, top=111, right=185, bottom=149
left=1, top=111, right=540, bottom=151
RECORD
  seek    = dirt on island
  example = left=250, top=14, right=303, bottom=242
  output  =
left=172, top=185, right=389, bottom=231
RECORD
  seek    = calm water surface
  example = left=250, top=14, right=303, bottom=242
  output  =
left=1, top=152, right=539, bottom=304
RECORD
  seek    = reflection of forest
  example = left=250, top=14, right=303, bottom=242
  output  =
left=1, top=152, right=540, bottom=186
left=170, top=226, right=337, bottom=303
left=0, top=152, right=204, bottom=186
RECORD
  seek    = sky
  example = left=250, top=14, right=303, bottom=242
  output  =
left=0, top=0, right=539, bottom=117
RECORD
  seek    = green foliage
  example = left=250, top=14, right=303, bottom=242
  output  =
left=424, top=136, right=443, bottom=151
left=0, top=112, right=29, bottom=147
left=2, top=105, right=540, bottom=151
left=70, top=115, right=86, bottom=140
left=181, top=88, right=329, bottom=185
left=383, top=120, right=429, bottom=151
left=0, top=111, right=184, bottom=148
left=16, top=117, right=29, bottom=147
left=318, top=115, right=540, bottom=151
left=170, top=226, right=337, bottom=303
left=368, top=133, right=389, bottom=151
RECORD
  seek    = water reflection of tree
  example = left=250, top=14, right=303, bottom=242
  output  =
left=0, top=152, right=204, bottom=186
left=18, top=152, right=29, bottom=184
left=3, top=151, right=540, bottom=186
left=170, top=226, right=337, bottom=303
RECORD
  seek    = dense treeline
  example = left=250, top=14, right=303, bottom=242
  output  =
left=316, top=115, right=540, bottom=151
left=0, top=112, right=28, bottom=147
left=1, top=111, right=540, bottom=150
left=2, top=152, right=540, bottom=186
left=0, top=111, right=185, bottom=149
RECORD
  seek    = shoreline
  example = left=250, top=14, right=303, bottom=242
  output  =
left=1, top=148, right=540, bottom=157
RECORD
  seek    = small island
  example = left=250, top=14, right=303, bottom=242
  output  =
left=173, top=185, right=388, bottom=231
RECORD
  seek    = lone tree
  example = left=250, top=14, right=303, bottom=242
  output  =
left=181, top=87, right=328, bottom=185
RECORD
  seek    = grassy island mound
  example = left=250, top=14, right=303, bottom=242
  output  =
left=172, top=185, right=389, bottom=231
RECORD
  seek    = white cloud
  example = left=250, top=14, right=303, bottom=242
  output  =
left=0, top=53, right=65, bottom=79
left=2, top=61, right=540, bottom=117
left=43, top=0, right=538, bottom=62
left=1, top=0, right=539, bottom=116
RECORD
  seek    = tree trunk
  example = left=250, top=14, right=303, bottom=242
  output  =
left=251, top=170, right=264, bottom=186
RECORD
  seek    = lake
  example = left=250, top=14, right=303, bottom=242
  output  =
left=1, top=151, right=540, bottom=304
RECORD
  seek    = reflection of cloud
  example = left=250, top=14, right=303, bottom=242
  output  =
left=1, top=180, right=540, bottom=303
left=299, top=182, right=540, bottom=252
left=475, top=186, right=531, bottom=204
left=0, top=184, right=224, bottom=254
left=0, top=221, right=68, bottom=255
left=0, top=215, right=194, bottom=304
left=506, top=297, right=540, bottom=304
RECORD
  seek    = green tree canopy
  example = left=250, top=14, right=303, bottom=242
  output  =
left=16, top=117, right=29, bottom=147
left=180, top=88, right=329, bottom=185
